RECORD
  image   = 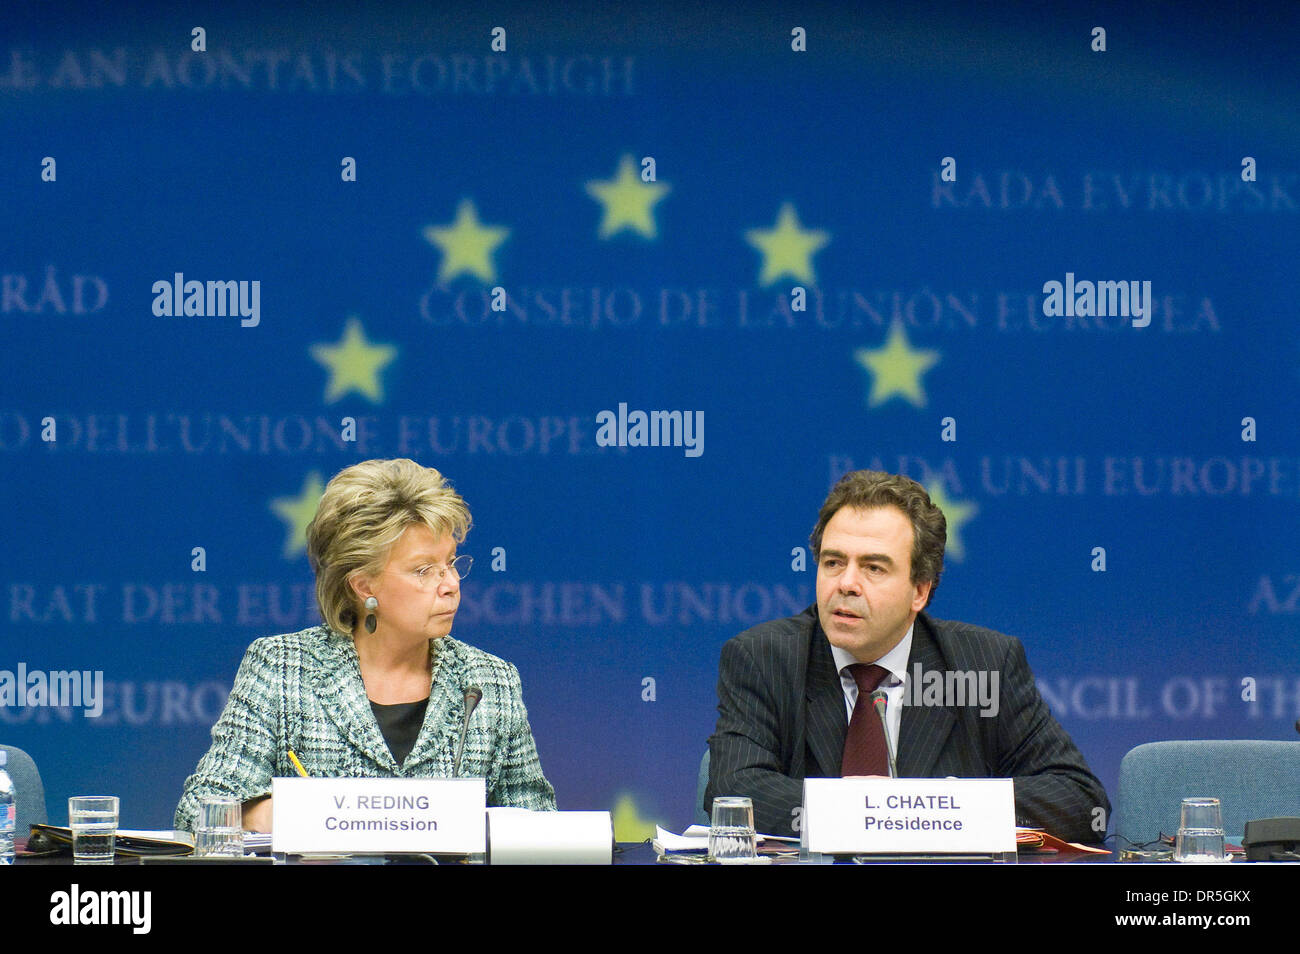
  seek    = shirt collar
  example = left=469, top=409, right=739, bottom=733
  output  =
left=828, top=620, right=915, bottom=686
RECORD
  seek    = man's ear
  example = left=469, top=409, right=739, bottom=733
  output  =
left=912, top=579, right=933, bottom=611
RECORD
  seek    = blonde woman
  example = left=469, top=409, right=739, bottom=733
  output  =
left=175, top=459, right=555, bottom=832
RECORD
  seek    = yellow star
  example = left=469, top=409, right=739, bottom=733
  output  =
left=610, top=792, right=660, bottom=843
left=271, top=471, right=326, bottom=560
left=744, top=202, right=829, bottom=286
left=309, top=316, right=397, bottom=404
left=585, top=155, right=671, bottom=239
left=923, top=479, right=977, bottom=563
left=853, top=320, right=941, bottom=407
left=421, top=199, right=510, bottom=283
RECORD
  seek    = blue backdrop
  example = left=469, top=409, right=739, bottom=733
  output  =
left=3, top=0, right=1298, bottom=838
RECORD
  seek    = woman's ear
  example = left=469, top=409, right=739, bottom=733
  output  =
left=348, top=571, right=375, bottom=602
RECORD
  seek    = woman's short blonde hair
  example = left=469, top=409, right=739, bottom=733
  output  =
left=306, top=459, right=471, bottom=635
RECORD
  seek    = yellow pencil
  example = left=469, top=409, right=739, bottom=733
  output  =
left=287, top=750, right=309, bottom=777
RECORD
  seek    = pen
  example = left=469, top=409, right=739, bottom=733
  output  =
left=287, top=750, right=309, bottom=777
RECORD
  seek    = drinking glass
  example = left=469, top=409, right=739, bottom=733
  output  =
left=1174, top=797, right=1226, bottom=863
left=194, top=796, right=244, bottom=857
left=69, top=796, right=118, bottom=864
left=708, top=796, right=758, bottom=863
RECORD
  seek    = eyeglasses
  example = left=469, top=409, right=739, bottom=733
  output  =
left=401, top=555, right=473, bottom=588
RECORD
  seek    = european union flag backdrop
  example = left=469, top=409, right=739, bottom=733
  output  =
left=4, top=0, right=1299, bottom=837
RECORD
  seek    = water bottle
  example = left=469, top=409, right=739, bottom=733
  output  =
left=0, top=750, right=15, bottom=864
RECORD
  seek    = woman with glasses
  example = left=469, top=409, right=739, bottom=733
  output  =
left=174, top=458, right=555, bottom=832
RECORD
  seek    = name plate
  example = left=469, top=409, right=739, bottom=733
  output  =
left=271, top=777, right=486, bottom=855
left=487, top=809, right=614, bottom=865
left=802, top=777, right=1016, bottom=855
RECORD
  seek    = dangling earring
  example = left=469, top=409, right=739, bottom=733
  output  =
left=364, top=597, right=378, bottom=633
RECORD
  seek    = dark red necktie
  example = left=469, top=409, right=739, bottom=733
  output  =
left=841, top=663, right=891, bottom=777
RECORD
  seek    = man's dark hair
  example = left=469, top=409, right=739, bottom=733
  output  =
left=809, top=470, right=947, bottom=608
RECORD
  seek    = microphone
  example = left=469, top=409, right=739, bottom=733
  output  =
left=453, top=685, right=483, bottom=778
left=870, top=689, right=897, bottom=778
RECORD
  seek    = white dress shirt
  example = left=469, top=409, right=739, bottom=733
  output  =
left=828, top=621, right=914, bottom=769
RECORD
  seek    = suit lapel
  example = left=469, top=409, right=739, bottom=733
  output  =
left=804, top=617, right=847, bottom=778
left=400, top=638, right=462, bottom=775
left=307, top=629, right=399, bottom=773
left=897, top=613, right=956, bottom=777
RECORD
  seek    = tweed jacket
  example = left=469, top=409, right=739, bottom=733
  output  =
left=174, top=626, right=556, bottom=831
left=706, top=606, right=1109, bottom=842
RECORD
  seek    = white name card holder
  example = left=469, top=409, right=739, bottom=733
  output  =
left=801, top=777, right=1018, bottom=863
left=271, top=777, right=487, bottom=859
left=486, top=809, right=615, bottom=865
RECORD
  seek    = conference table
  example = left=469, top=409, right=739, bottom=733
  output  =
left=14, top=837, right=1120, bottom=864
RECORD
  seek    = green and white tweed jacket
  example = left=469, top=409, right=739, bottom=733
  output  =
left=174, top=626, right=556, bottom=831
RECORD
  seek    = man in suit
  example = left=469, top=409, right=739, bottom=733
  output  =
left=705, top=470, right=1109, bottom=843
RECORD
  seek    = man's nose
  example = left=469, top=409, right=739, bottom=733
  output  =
left=838, top=564, right=865, bottom=593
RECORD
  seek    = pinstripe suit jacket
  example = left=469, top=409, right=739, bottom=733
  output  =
left=705, top=606, right=1109, bottom=842
left=174, top=626, right=556, bottom=831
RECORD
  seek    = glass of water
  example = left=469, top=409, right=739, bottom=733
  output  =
left=708, top=796, right=758, bottom=863
left=194, top=796, right=244, bottom=857
left=1174, top=797, right=1227, bottom=863
left=69, top=796, right=119, bottom=864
